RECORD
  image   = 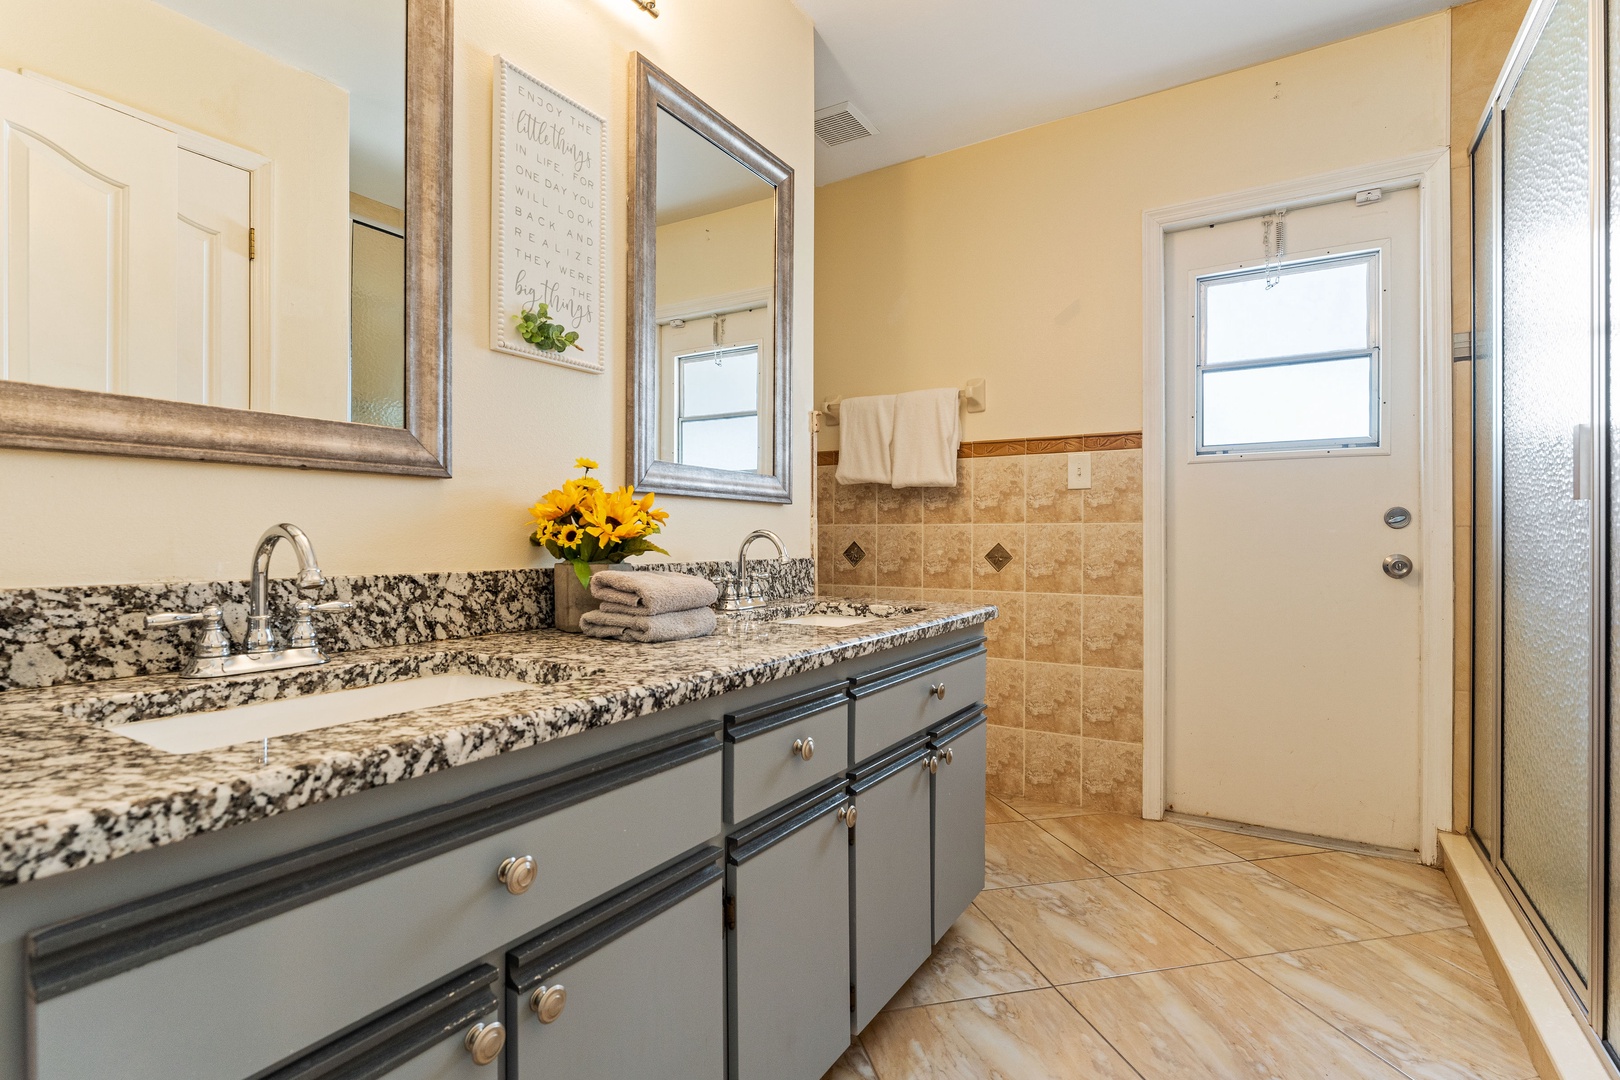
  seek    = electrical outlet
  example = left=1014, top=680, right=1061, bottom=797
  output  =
left=1067, top=452, right=1092, bottom=490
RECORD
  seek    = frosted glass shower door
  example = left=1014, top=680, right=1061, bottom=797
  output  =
left=1499, top=0, right=1595, bottom=983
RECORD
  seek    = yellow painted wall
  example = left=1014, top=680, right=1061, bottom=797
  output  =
left=815, top=14, right=1451, bottom=446
left=0, top=0, right=354, bottom=422
left=655, top=197, right=775, bottom=309
left=0, top=0, right=815, bottom=587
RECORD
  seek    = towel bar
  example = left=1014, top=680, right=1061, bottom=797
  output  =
left=820, top=380, right=985, bottom=425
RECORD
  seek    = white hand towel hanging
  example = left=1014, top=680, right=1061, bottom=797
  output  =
left=834, top=395, right=896, bottom=486
left=890, top=388, right=960, bottom=488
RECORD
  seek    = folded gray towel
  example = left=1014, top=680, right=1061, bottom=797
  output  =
left=589, top=569, right=719, bottom=615
left=579, top=606, right=717, bottom=643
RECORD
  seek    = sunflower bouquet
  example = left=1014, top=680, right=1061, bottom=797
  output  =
left=530, top=458, right=669, bottom=587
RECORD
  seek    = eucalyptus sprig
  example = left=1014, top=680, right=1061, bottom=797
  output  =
left=515, top=302, right=583, bottom=354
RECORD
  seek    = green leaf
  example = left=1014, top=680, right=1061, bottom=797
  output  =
left=572, top=559, right=592, bottom=589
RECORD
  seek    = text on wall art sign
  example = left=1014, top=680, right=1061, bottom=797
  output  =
left=491, top=56, right=607, bottom=373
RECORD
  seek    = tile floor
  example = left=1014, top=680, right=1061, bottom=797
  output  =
left=823, top=800, right=1538, bottom=1080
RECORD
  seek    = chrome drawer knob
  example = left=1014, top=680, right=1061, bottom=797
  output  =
left=531, top=984, right=567, bottom=1023
left=838, top=803, right=857, bottom=828
left=792, top=736, right=815, bottom=761
left=498, top=855, right=538, bottom=895
left=925, top=753, right=940, bottom=775
left=464, top=1021, right=505, bottom=1065
left=943, top=747, right=954, bottom=766
left=930, top=683, right=947, bottom=701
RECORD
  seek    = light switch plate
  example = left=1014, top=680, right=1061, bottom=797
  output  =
left=1067, top=452, right=1092, bottom=490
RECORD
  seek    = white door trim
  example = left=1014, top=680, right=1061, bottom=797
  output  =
left=1141, top=150, right=1453, bottom=864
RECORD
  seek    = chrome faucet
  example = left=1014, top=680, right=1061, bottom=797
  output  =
left=145, top=523, right=351, bottom=679
left=718, top=529, right=785, bottom=613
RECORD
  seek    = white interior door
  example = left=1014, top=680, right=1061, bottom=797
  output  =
left=1163, top=189, right=1423, bottom=851
left=176, top=149, right=250, bottom=408
left=0, top=68, right=177, bottom=398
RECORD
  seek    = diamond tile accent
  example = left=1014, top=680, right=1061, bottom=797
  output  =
left=843, top=541, right=867, bottom=567
left=985, top=543, right=1012, bottom=572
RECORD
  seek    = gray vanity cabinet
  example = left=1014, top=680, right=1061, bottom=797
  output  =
left=263, top=964, right=504, bottom=1080
left=724, top=682, right=850, bottom=824
left=930, top=709, right=987, bottom=942
left=726, top=779, right=853, bottom=1080
left=848, top=737, right=935, bottom=1031
left=848, top=641, right=987, bottom=763
left=505, top=847, right=725, bottom=1079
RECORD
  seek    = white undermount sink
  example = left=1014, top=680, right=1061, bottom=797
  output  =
left=775, top=613, right=877, bottom=628
left=106, top=674, right=535, bottom=754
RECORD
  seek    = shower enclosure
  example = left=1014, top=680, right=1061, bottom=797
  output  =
left=1471, top=0, right=1618, bottom=1058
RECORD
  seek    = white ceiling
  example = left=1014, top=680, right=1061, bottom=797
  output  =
left=803, top=0, right=1461, bottom=185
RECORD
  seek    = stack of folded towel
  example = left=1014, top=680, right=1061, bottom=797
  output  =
left=579, top=570, right=720, bottom=643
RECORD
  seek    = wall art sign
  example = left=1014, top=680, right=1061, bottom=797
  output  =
left=491, top=56, right=607, bottom=373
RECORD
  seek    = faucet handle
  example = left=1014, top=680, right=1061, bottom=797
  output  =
left=289, top=600, right=353, bottom=649
left=145, top=605, right=232, bottom=660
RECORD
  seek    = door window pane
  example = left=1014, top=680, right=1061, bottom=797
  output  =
left=679, top=416, right=758, bottom=471
left=1201, top=357, right=1373, bottom=449
left=1204, top=259, right=1371, bottom=364
left=680, top=348, right=759, bottom=415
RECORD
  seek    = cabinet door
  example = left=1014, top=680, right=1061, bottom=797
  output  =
left=729, top=783, right=852, bottom=1080
left=850, top=740, right=934, bottom=1031
left=932, top=714, right=987, bottom=942
left=507, top=850, right=724, bottom=1080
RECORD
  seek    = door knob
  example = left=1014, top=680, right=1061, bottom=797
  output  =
left=792, top=736, right=815, bottom=761
left=498, top=855, right=538, bottom=894
left=531, top=984, right=567, bottom=1023
left=1382, top=554, right=1414, bottom=579
left=464, top=1021, right=505, bottom=1065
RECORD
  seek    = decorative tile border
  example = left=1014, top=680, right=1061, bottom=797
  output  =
left=815, top=430, right=1142, bottom=467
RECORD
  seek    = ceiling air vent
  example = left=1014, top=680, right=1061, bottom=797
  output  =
left=815, top=101, right=876, bottom=146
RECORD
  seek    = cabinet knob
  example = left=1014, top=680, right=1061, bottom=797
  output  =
left=464, top=1021, right=505, bottom=1065
left=943, top=747, right=955, bottom=766
left=838, top=802, right=857, bottom=828
left=925, top=753, right=940, bottom=775
left=498, top=855, right=538, bottom=895
left=792, top=736, right=815, bottom=761
left=930, top=683, right=947, bottom=701
left=531, top=983, right=567, bottom=1023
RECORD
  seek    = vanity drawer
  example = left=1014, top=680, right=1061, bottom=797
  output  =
left=28, top=727, right=721, bottom=1080
left=848, top=640, right=987, bottom=764
left=725, top=683, right=850, bottom=824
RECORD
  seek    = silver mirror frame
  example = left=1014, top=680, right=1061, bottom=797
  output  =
left=628, top=53, right=793, bottom=502
left=0, top=0, right=454, bottom=477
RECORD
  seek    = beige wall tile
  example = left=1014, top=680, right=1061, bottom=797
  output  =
left=873, top=524, right=923, bottom=589
left=973, top=523, right=1026, bottom=590
left=817, top=464, right=836, bottom=519
left=1083, top=522, right=1143, bottom=595
left=923, top=587, right=974, bottom=603
left=923, top=470, right=973, bottom=523
left=1025, top=593, right=1084, bottom=665
left=1454, top=525, right=1472, bottom=688
left=869, top=586, right=923, bottom=601
left=1083, top=667, right=1143, bottom=742
left=1083, top=738, right=1144, bottom=813
left=987, top=725, right=1025, bottom=798
left=832, top=480, right=877, bottom=524
left=876, top=484, right=923, bottom=524
left=1453, top=361, right=1474, bottom=518
left=987, top=657, right=1027, bottom=729
left=1025, top=522, right=1084, bottom=594
left=980, top=591, right=1027, bottom=660
left=972, top=456, right=1027, bottom=522
left=1027, top=453, right=1085, bottom=523
left=817, top=525, right=834, bottom=585
left=1083, top=594, right=1143, bottom=669
left=1025, top=662, right=1084, bottom=735
left=1026, top=730, right=1087, bottom=803
left=1083, top=449, right=1143, bottom=523
left=923, top=523, right=973, bottom=590
left=830, top=523, right=876, bottom=587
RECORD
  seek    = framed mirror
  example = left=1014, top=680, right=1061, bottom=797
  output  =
left=0, top=0, right=452, bottom=476
left=628, top=54, right=793, bottom=502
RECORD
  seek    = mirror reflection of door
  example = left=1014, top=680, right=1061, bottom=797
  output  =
left=0, top=0, right=407, bottom=427
left=653, top=106, right=776, bottom=474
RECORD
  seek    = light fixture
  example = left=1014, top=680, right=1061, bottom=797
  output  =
left=631, top=0, right=658, bottom=16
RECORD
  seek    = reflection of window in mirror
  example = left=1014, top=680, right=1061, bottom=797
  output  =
left=658, top=309, right=772, bottom=473
left=0, top=0, right=407, bottom=427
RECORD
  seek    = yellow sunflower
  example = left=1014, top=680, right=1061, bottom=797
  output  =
left=554, top=523, right=584, bottom=549
left=575, top=456, right=599, bottom=471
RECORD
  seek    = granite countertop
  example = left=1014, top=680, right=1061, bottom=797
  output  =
left=0, top=596, right=994, bottom=888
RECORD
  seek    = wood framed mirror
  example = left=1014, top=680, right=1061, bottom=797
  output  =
left=628, top=54, right=793, bottom=502
left=0, top=0, right=453, bottom=476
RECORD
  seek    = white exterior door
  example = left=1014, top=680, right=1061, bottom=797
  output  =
left=1163, top=189, right=1423, bottom=851
left=176, top=149, right=250, bottom=409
